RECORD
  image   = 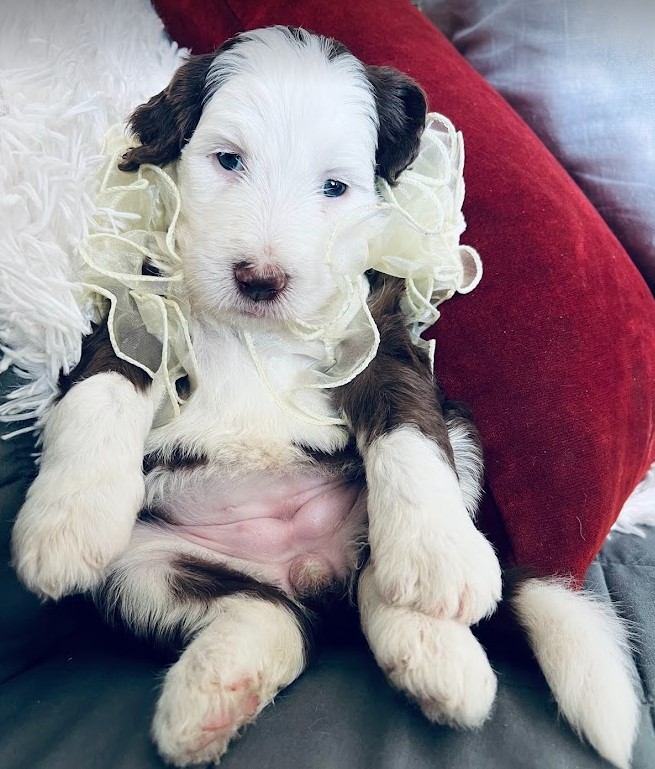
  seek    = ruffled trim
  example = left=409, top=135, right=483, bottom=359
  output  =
left=78, top=114, right=481, bottom=426
left=244, top=113, right=482, bottom=423
left=78, top=124, right=198, bottom=426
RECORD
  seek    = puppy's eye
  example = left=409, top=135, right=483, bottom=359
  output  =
left=323, top=179, right=348, bottom=198
left=217, top=152, right=244, bottom=172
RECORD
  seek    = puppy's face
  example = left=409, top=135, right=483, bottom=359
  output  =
left=179, top=30, right=378, bottom=327
left=120, top=27, right=426, bottom=329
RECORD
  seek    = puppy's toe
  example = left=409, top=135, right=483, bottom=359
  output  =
left=13, top=508, right=112, bottom=600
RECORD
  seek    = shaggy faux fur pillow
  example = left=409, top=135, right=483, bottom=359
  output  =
left=150, top=0, right=655, bottom=584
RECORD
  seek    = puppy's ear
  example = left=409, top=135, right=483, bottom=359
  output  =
left=118, top=53, right=217, bottom=172
left=366, top=66, right=427, bottom=185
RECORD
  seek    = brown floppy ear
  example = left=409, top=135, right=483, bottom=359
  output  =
left=118, top=53, right=217, bottom=172
left=366, top=66, right=427, bottom=185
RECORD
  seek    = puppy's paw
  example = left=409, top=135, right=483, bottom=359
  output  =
left=152, top=598, right=305, bottom=767
left=372, top=511, right=502, bottom=624
left=360, top=570, right=497, bottom=728
left=153, top=661, right=270, bottom=766
left=11, top=472, right=143, bottom=600
left=387, top=613, right=497, bottom=728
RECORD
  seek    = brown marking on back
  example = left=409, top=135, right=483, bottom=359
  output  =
left=334, top=272, right=454, bottom=466
left=58, top=317, right=151, bottom=397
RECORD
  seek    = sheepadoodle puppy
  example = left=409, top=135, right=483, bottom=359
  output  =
left=11, top=26, right=638, bottom=769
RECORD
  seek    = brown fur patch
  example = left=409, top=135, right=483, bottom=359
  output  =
left=300, top=437, right=365, bottom=483
left=137, top=507, right=173, bottom=525
left=335, top=272, right=454, bottom=466
left=365, top=67, right=428, bottom=184
left=119, top=32, right=426, bottom=187
left=169, top=554, right=317, bottom=653
left=118, top=34, right=245, bottom=172
left=142, top=447, right=208, bottom=475
left=118, top=52, right=217, bottom=172
left=58, top=317, right=151, bottom=397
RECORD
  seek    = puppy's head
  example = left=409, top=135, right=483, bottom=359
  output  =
left=121, top=27, right=426, bottom=328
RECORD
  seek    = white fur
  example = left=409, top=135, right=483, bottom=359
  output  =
left=98, top=523, right=222, bottom=643
left=358, top=564, right=497, bottom=727
left=99, top=514, right=330, bottom=642
left=11, top=373, right=154, bottom=598
left=512, top=578, right=640, bottom=769
left=177, top=27, right=379, bottom=329
left=364, top=425, right=501, bottom=623
left=446, top=419, right=484, bottom=517
left=3, top=13, right=638, bottom=768
left=146, top=319, right=349, bottom=476
left=612, top=461, right=655, bottom=536
left=152, top=595, right=306, bottom=767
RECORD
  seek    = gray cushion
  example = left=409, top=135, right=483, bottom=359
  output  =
left=422, top=0, right=655, bottom=293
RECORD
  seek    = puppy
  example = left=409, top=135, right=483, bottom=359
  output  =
left=11, top=27, right=638, bottom=769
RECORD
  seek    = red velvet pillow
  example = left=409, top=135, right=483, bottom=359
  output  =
left=151, top=0, right=655, bottom=584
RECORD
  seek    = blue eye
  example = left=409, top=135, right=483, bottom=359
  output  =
left=217, top=152, right=244, bottom=171
left=323, top=179, right=348, bottom=197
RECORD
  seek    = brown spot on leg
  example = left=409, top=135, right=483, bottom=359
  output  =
left=58, top=317, right=151, bottom=397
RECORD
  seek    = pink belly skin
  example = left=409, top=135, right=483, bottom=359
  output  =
left=157, top=472, right=365, bottom=596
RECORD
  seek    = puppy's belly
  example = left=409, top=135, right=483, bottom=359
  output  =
left=154, top=472, right=365, bottom=595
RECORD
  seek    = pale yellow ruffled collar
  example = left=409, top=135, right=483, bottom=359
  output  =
left=78, top=114, right=481, bottom=427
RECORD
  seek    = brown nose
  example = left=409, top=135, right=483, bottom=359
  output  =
left=234, top=262, right=287, bottom=302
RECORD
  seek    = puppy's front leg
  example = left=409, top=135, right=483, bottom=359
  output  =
left=12, top=371, right=153, bottom=599
left=337, top=275, right=501, bottom=623
left=364, top=425, right=500, bottom=623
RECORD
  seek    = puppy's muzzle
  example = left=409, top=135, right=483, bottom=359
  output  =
left=234, top=262, right=288, bottom=302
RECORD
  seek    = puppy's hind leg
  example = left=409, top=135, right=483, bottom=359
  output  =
left=444, top=402, right=484, bottom=519
left=100, top=527, right=312, bottom=768
left=358, top=563, right=497, bottom=729
left=153, top=593, right=309, bottom=767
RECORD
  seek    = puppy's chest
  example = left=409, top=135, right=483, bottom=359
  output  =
left=142, top=327, right=363, bottom=592
left=146, top=325, right=349, bottom=470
